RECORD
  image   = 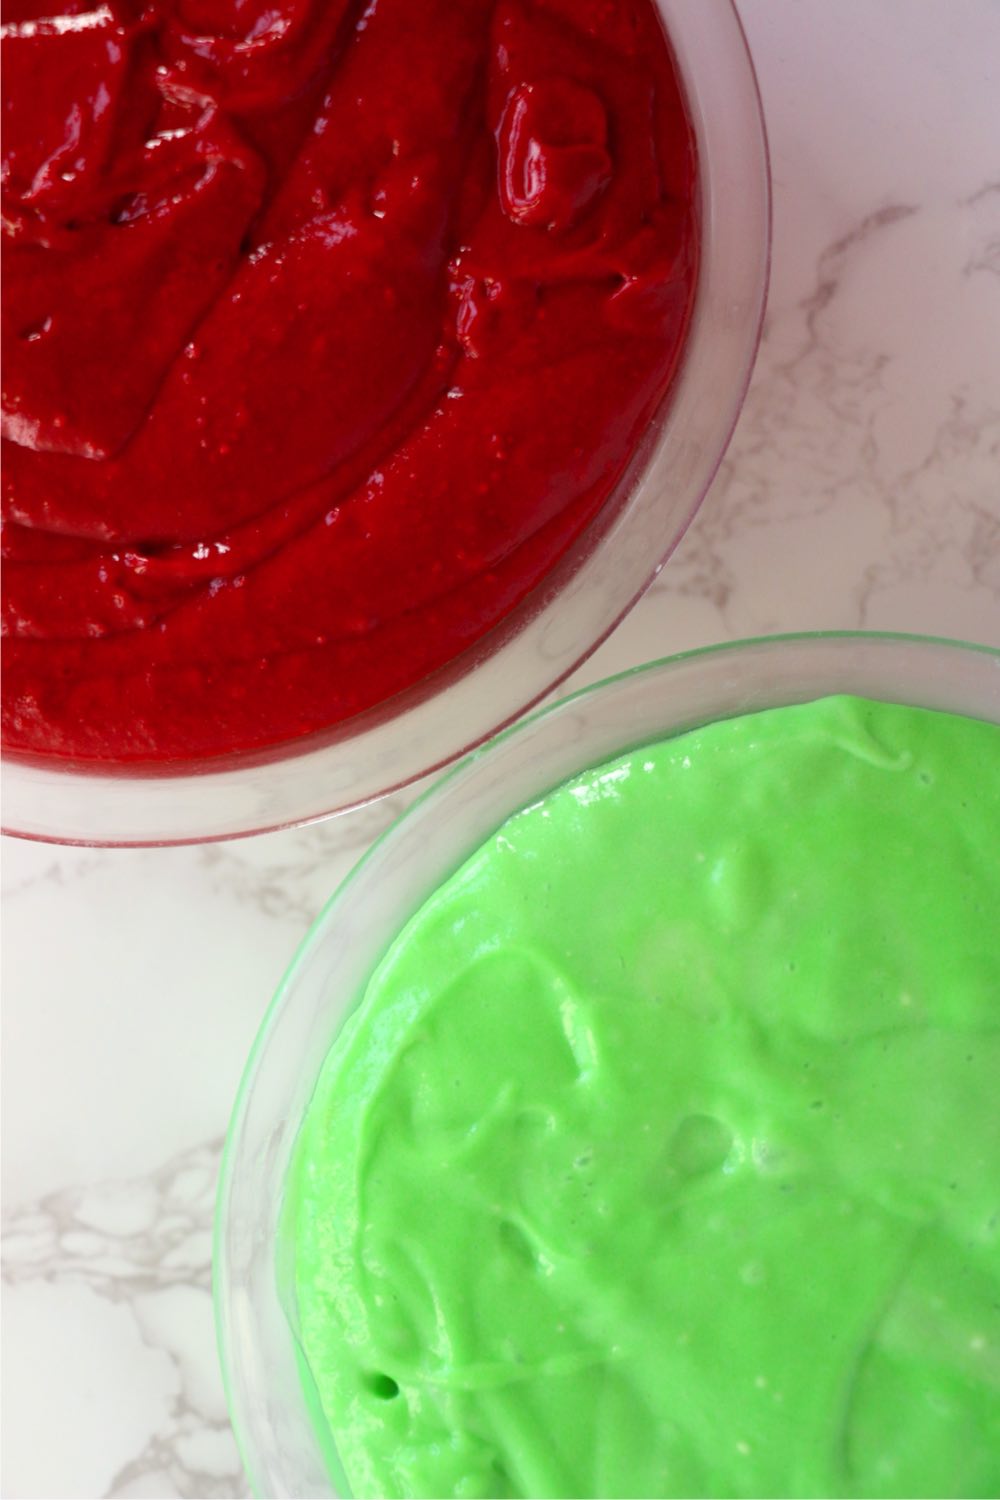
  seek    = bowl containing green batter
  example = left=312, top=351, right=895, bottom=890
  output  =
left=215, top=631, right=1000, bottom=1500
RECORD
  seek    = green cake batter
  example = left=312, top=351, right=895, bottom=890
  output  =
left=284, top=695, right=1000, bottom=1498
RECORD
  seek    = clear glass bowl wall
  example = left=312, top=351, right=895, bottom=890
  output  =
left=214, top=631, right=1000, bottom=1498
left=2, top=0, right=770, bottom=846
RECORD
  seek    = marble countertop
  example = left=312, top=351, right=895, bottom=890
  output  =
left=3, top=2, right=999, bottom=1495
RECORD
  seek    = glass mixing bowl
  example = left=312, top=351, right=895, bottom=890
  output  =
left=214, top=630, right=1000, bottom=1498
left=2, top=0, right=770, bottom=846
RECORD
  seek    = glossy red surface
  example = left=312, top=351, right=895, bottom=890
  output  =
left=2, top=0, right=698, bottom=761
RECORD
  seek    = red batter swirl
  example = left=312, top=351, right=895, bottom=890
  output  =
left=1, top=0, right=698, bottom=762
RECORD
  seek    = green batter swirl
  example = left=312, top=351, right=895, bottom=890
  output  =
left=284, top=695, right=1000, bottom=1498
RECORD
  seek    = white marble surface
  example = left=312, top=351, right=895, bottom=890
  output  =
left=3, top=2, right=999, bottom=1495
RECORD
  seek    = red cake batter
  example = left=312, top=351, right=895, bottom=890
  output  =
left=1, top=0, right=698, bottom=762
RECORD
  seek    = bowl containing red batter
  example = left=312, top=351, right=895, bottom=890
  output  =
left=1, top=0, right=769, bottom=844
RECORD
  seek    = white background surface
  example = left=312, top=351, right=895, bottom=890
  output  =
left=3, top=2, right=1000, bottom=1495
